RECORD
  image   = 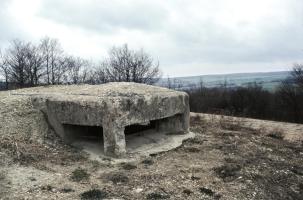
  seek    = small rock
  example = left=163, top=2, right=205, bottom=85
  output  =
left=134, top=188, right=143, bottom=193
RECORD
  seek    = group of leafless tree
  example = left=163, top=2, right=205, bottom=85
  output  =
left=187, top=65, right=303, bottom=123
left=276, top=64, right=303, bottom=122
left=0, top=37, right=161, bottom=90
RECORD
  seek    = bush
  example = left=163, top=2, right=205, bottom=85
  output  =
left=120, top=163, right=137, bottom=170
left=146, top=192, right=170, bottom=200
left=107, top=173, right=129, bottom=184
left=70, top=168, right=90, bottom=182
left=142, top=159, right=154, bottom=165
left=267, top=128, right=285, bottom=140
left=80, top=189, right=108, bottom=200
left=199, top=187, right=215, bottom=196
left=214, top=163, right=241, bottom=182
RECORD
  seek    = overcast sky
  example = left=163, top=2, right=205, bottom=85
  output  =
left=1, top=0, right=303, bottom=77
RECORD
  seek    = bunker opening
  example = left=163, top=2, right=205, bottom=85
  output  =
left=62, top=124, right=104, bottom=152
left=125, top=120, right=157, bottom=135
left=124, top=114, right=184, bottom=151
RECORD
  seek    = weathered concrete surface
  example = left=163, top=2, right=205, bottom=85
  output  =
left=13, top=82, right=190, bottom=157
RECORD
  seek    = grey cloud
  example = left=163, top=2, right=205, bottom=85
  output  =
left=38, top=0, right=168, bottom=33
left=0, top=1, right=17, bottom=42
left=163, top=6, right=303, bottom=67
left=0, top=0, right=30, bottom=47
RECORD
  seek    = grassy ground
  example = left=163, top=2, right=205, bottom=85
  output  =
left=0, top=111, right=303, bottom=199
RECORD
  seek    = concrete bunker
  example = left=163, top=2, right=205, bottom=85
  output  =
left=27, top=82, right=190, bottom=157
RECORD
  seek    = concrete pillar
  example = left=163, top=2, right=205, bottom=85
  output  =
left=182, top=94, right=190, bottom=132
left=182, top=105, right=190, bottom=132
left=103, top=123, right=126, bottom=157
left=157, top=113, right=189, bottom=133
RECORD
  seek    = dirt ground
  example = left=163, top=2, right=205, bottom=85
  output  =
left=0, top=92, right=303, bottom=199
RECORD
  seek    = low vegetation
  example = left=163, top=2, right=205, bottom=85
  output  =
left=106, top=172, right=129, bottom=184
left=267, top=128, right=285, bottom=140
left=120, top=162, right=137, bottom=170
left=146, top=192, right=170, bottom=200
left=80, top=189, right=108, bottom=200
left=70, top=168, right=90, bottom=182
left=141, top=159, right=154, bottom=166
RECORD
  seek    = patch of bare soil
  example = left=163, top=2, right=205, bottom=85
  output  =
left=0, top=91, right=302, bottom=199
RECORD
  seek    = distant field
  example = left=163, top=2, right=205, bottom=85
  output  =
left=158, top=71, right=290, bottom=91
left=0, top=71, right=290, bottom=91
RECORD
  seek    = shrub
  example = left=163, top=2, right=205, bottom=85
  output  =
left=142, top=159, right=154, bottom=165
left=107, top=173, right=129, bottom=184
left=267, top=128, right=285, bottom=140
left=214, top=163, right=241, bottom=182
left=80, top=189, right=108, bottom=200
left=70, top=168, right=90, bottom=182
left=199, top=187, right=215, bottom=196
left=146, top=192, right=170, bottom=200
left=120, top=163, right=137, bottom=170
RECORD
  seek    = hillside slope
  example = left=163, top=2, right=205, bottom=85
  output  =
left=0, top=90, right=302, bottom=199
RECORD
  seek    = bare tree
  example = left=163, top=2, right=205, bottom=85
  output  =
left=291, top=63, right=303, bottom=88
left=40, top=37, right=64, bottom=85
left=5, top=40, right=31, bottom=88
left=166, top=76, right=172, bottom=89
left=4, top=40, right=45, bottom=87
left=85, top=66, right=108, bottom=84
left=103, top=44, right=161, bottom=84
left=25, top=44, right=44, bottom=86
left=277, top=79, right=301, bottom=122
left=0, top=49, right=9, bottom=89
left=277, top=64, right=303, bottom=122
left=65, top=56, right=90, bottom=84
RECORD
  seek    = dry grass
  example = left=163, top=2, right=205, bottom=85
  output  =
left=0, top=170, right=9, bottom=198
left=0, top=134, right=87, bottom=167
left=267, top=127, right=285, bottom=140
left=218, top=115, right=245, bottom=131
left=190, top=113, right=207, bottom=126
